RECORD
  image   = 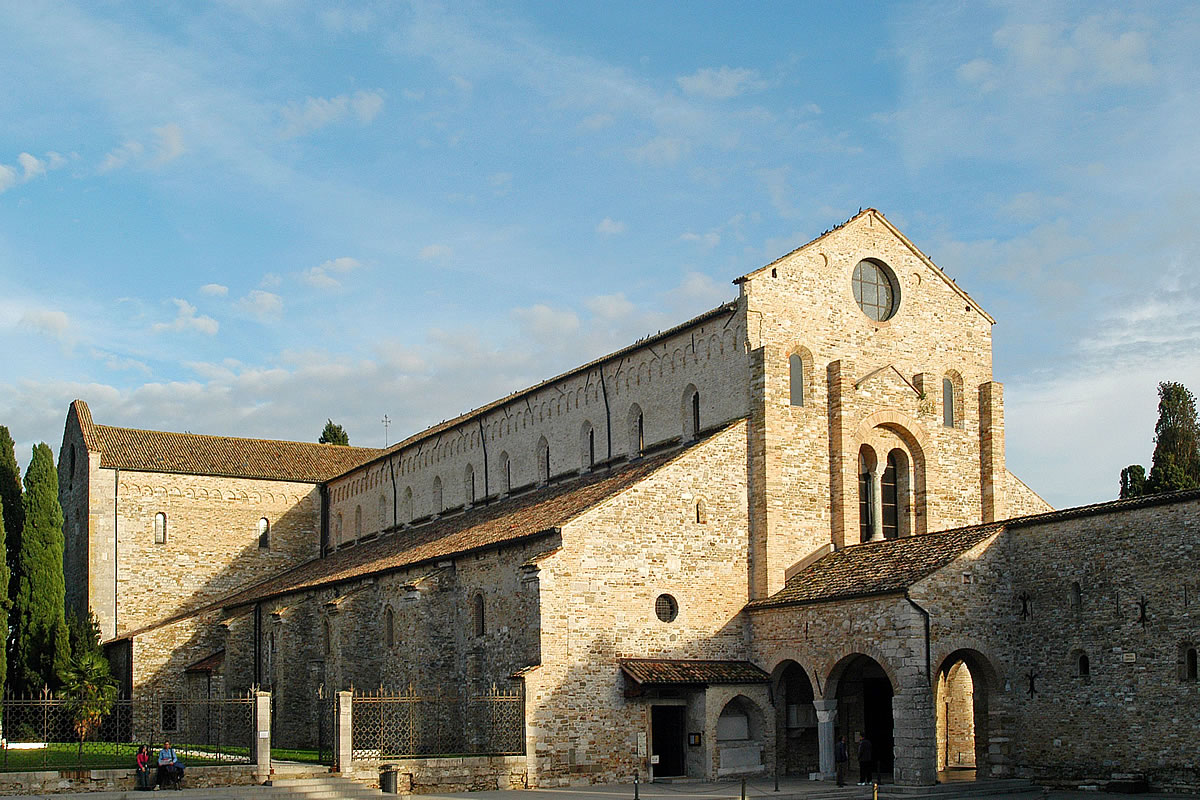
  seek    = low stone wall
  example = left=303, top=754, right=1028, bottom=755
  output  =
left=0, top=764, right=258, bottom=795
left=346, top=755, right=527, bottom=793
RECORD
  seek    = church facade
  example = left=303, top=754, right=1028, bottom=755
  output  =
left=59, top=210, right=1200, bottom=790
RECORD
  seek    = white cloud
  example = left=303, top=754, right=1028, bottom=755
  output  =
left=280, top=90, right=386, bottom=138
left=512, top=304, right=580, bottom=340
left=19, top=309, right=71, bottom=341
left=596, top=217, right=626, bottom=235
left=153, top=123, right=185, bottom=164
left=585, top=293, right=634, bottom=320
left=18, top=153, right=45, bottom=180
left=672, top=272, right=730, bottom=310
left=152, top=299, right=219, bottom=335
left=0, top=164, right=18, bottom=193
left=199, top=283, right=229, bottom=297
left=630, top=137, right=690, bottom=165
left=236, top=290, right=283, bottom=322
left=302, top=256, right=362, bottom=289
left=0, top=151, right=65, bottom=192
left=680, top=231, right=720, bottom=249
left=99, top=140, right=144, bottom=172
left=677, top=66, right=766, bottom=99
left=419, top=244, right=453, bottom=261
left=260, top=273, right=283, bottom=289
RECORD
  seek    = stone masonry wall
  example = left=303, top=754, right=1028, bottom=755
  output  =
left=1005, top=471, right=1053, bottom=517
left=325, top=310, right=749, bottom=550
left=739, top=211, right=1000, bottom=598
left=526, top=422, right=752, bottom=785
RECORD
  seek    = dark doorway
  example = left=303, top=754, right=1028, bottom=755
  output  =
left=774, top=661, right=818, bottom=775
left=834, top=655, right=895, bottom=783
left=651, top=706, right=687, bottom=778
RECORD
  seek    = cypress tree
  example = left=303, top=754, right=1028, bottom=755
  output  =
left=1119, top=465, right=1147, bottom=499
left=1146, top=382, right=1200, bottom=494
left=9, top=444, right=70, bottom=692
left=0, top=427, right=22, bottom=601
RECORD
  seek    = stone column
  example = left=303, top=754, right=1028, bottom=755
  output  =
left=814, top=699, right=838, bottom=779
left=891, top=687, right=936, bottom=786
left=254, top=690, right=272, bottom=782
left=335, top=690, right=353, bottom=774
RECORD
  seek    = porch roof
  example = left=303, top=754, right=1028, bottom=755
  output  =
left=619, top=659, right=770, bottom=686
left=184, top=649, right=225, bottom=673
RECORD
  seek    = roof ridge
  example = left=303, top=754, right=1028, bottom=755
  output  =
left=92, top=422, right=382, bottom=453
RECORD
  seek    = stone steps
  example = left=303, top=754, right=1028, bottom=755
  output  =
left=877, top=779, right=1037, bottom=799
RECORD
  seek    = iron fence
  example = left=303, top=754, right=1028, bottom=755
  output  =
left=0, top=688, right=256, bottom=772
left=350, top=683, right=523, bottom=762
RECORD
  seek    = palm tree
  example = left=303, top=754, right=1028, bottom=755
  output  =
left=62, top=651, right=117, bottom=761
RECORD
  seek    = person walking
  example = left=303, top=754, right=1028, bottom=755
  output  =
left=834, top=733, right=848, bottom=787
left=857, top=734, right=873, bottom=786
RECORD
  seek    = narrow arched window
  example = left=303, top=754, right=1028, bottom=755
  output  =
left=1187, top=647, right=1198, bottom=682
left=384, top=606, right=395, bottom=648
left=537, top=438, right=550, bottom=484
left=379, top=494, right=388, bottom=531
left=432, top=476, right=443, bottom=512
left=1077, top=653, right=1090, bottom=677
left=1070, top=582, right=1082, bottom=613
left=586, top=426, right=596, bottom=469
left=465, top=464, right=476, bottom=504
left=354, top=505, right=362, bottom=538
left=501, top=453, right=511, bottom=493
left=636, top=413, right=644, bottom=455
left=881, top=452, right=898, bottom=539
left=258, top=517, right=270, bottom=549
left=335, top=512, right=343, bottom=542
left=789, top=354, right=804, bottom=406
left=154, top=512, right=167, bottom=545
left=696, top=498, right=707, bottom=524
left=858, top=448, right=874, bottom=543
left=401, top=488, right=413, bottom=524
left=943, top=377, right=955, bottom=428
left=473, top=594, right=485, bottom=637
left=691, top=391, right=701, bottom=438
left=323, top=619, right=332, bottom=656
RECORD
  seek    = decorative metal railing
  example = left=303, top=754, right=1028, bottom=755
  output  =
left=350, top=683, right=523, bottom=762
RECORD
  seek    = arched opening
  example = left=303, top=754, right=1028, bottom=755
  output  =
left=378, top=494, right=389, bottom=532
left=536, top=437, right=550, bottom=484
left=498, top=452, right=511, bottom=494
left=473, top=593, right=485, bottom=637
left=257, top=517, right=270, bottom=549
left=465, top=464, right=476, bottom=504
left=772, top=661, right=817, bottom=776
left=432, top=477, right=443, bottom=513
left=581, top=421, right=596, bottom=470
left=832, top=654, right=894, bottom=784
left=384, top=606, right=395, bottom=648
left=681, top=385, right=700, bottom=440
left=858, top=446, right=877, bottom=543
left=628, top=403, right=645, bottom=457
left=154, top=512, right=168, bottom=545
left=401, top=488, right=413, bottom=524
left=716, top=695, right=767, bottom=777
left=789, top=354, right=804, bottom=406
left=935, top=649, right=997, bottom=781
left=354, top=505, right=362, bottom=539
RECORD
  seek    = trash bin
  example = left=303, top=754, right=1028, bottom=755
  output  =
left=380, top=766, right=399, bottom=794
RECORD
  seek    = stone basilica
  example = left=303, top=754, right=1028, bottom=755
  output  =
left=58, top=209, right=1200, bottom=790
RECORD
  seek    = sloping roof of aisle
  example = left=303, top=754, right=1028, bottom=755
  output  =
left=70, top=399, right=383, bottom=483
left=748, top=486, right=1200, bottom=611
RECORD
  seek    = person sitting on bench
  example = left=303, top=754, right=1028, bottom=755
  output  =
left=156, top=741, right=183, bottom=789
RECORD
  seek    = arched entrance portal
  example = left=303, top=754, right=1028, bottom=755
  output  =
left=833, top=655, right=894, bottom=783
left=771, top=661, right=817, bottom=775
left=935, top=650, right=994, bottom=780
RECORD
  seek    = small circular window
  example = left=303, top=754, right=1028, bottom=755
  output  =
left=655, top=594, right=679, bottom=623
left=852, top=259, right=899, bottom=321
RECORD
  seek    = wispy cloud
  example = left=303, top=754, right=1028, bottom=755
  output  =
left=199, top=283, right=229, bottom=297
left=596, top=217, right=626, bottom=235
left=301, top=257, right=363, bottom=289
left=235, top=290, right=283, bottom=322
left=0, top=151, right=66, bottom=192
left=152, top=299, right=218, bottom=335
left=677, top=66, right=766, bottom=99
left=280, top=90, right=386, bottom=138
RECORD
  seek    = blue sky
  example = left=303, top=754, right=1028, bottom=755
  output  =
left=2, top=1, right=1199, bottom=509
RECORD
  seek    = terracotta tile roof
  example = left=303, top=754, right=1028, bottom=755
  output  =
left=184, top=650, right=225, bottom=673
left=619, top=659, right=769, bottom=686
left=71, top=400, right=383, bottom=483
left=217, top=437, right=719, bottom=611
left=746, top=523, right=1004, bottom=610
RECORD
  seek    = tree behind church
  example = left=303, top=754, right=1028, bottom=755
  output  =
left=8, top=444, right=70, bottom=693
left=319, top=419, right=350, bottom=445
left=1120, top=381, right=1200, bottom=498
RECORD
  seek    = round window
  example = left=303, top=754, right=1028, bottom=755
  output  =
left=655, top=594, right=679, bottom=623
left=852, top=259, right=899, bottom=321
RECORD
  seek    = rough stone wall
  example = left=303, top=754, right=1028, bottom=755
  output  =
left=128, top=609, right=229, bottom=738
left=526, top=422, right=752, bottom=785
left=1005, top=470, right=1053, bottom=517
left=326, top=310, right=749, bottom=549
left=248, top=534, right=553, bottom=751
left=739, top=211, right=1000, bottom=597
left=110, top=472, right=320, bottom=636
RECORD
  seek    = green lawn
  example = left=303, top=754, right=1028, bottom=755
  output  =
left=0, top=741, right=249, bottom=772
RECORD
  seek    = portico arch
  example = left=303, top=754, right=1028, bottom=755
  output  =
left=827, top=652, right=897, bottom=784
left=935, top=648, right=1000, bottom=780
left=770, top=660, right=818, bottom=776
